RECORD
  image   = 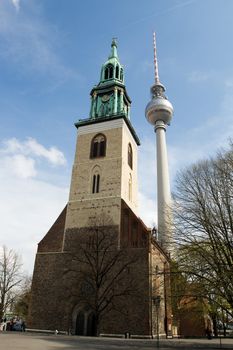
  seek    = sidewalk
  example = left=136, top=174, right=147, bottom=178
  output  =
left=159, top=337, right=233, bottom=348
left=0, top=332, right=232, bottom=350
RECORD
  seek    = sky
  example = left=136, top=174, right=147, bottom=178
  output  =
left=0, top=0, right=233, bottom=274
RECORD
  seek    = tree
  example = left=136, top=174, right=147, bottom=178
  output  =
left=0, top=246, right=23, bottom=319
left=64, top=216, right=139, bottom=336
left=173, top=142, right=233, bottom=318
left=170, top=261, right=188, bottom=327
left=13, top=276, right=31, bottom=321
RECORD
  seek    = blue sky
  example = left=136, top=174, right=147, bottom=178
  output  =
left=1, top=0, right=233, bottom=274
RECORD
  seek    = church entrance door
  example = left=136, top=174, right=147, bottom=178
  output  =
left=75, top=311, right=85, bottom=335
left=86, top=312, right=96, bottom=336
left=74, top=309, right=96, bottom=336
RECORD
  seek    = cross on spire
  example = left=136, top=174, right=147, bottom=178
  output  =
left=111, top=37, right=118, bottom=47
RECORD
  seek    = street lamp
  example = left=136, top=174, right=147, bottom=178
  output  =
left=153, top=295, right=161, bottom=348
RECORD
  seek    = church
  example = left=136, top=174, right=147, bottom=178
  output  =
left=28, top=39, right=172, bottom=338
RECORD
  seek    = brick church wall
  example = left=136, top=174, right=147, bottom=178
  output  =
left=38, top=206, right=67, bottom=253
left=28, top=252, right=70, bottom=331
left=29, top=200, right=155, bottom=335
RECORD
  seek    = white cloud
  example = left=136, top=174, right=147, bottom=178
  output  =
left=2, top=137, right=66, bottom=167
left=0, top=173, right=68, bottom=274
left=138, top=191, right=157, bottom=228
left=3, top=154, right=37, bottom=179
left=26, top=138, right=66, bottom=165
left=0, top=137, right=69, bottom=274
left=11, top=0, right=20, bottom=12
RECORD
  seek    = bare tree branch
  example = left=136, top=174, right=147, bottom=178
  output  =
left=63, top=216, right=139, bottom=335
left=172, top=142, right=233, bottom=319
left=0, top=246, right=23, bottom=318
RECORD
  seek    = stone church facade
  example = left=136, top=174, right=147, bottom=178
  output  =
left=28, top=39, right=172, bottom=337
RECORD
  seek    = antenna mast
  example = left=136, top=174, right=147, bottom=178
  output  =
left=153, top=32, right=160, bottom=84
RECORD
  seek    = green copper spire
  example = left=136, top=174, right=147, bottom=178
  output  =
left=75, top=39, right=140, bottom=147
left=99, top=38, right=124, bottom=84
left=109, top=38, right=118, bottom=59
left=89, top=38, right=131, bottom=120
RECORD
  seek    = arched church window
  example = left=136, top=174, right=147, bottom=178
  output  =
left=104, top=67, right=109, bottom=80
left=92, top=174, right=100, bottom=193
left=128, top=143, right=133, bottom=169
left=120, top=68, right=123, bottom=81
left=116, top=65, right=119, bottom=79
left=96, top=174, right=100, bottom=192
left=90, top=134, right=106, bottom=158
left=109, top=65, right=113, bottom=78
left=117, top=90, right=121, bottom=112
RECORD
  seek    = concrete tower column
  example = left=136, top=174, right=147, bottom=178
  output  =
left=155, top=120, right=172, bottom=249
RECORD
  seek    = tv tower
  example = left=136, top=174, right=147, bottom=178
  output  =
left=145, top=33, right=173, bottom=252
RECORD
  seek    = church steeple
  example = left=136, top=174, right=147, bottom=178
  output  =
left=89, top=38, right=131, bottom=120
left=99, top=38, right=124, bottom=84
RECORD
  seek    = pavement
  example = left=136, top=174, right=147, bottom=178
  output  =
left=0, top=332, right=233, bottom=350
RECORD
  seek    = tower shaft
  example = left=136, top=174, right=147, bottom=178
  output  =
left=155, top=121, right=172, bottom=249
left=145, top=33, right=174, bottom=253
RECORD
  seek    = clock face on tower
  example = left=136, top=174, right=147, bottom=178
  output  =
left=101, top=94, right=110, bottom=103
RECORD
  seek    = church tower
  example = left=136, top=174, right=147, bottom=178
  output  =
left=29, top=39, right=172, bottom=338
left=64, top=38, right=139, bottom=243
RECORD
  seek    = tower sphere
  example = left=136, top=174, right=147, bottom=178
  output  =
left=145, top=85, right=173, bottom=126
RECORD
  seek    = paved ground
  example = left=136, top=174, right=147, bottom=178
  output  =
left=0, top=332, right=233, bottom=350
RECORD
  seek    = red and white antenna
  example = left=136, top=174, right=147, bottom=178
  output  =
left=153, top=32, right=160, bottom=84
